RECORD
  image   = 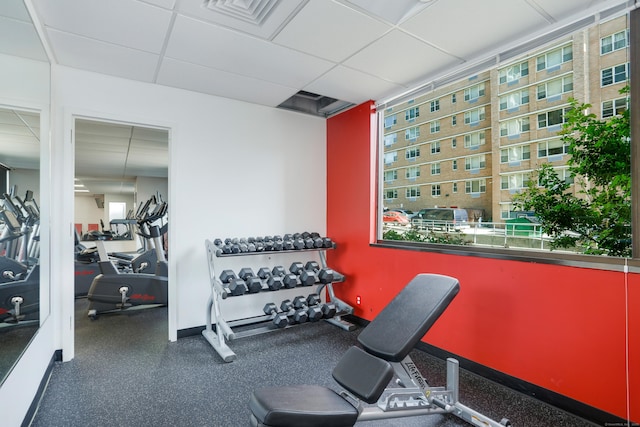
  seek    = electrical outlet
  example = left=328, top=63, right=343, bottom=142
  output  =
left=356, top=295, right=361, bottom=305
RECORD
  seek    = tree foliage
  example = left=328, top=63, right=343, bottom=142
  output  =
left=513, top=89, right=631, bottom=256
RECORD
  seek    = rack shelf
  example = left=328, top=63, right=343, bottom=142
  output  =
left=202, top=237, right=355, bottom=362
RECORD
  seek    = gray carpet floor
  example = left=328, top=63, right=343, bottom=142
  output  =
left=26, top=299, right=596, bottom=427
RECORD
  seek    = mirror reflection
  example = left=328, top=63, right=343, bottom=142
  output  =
left=0, top=0, right=49, bottom=386
left=0, top=107, right=40, bottom=383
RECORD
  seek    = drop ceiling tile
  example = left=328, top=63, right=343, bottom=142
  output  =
left=273, top=1, right=391, bottom=62
left=139, top=0, right=176, bottom=10
left=165, top=15, right=335, bottom=88
left=532, top=0, right=618, bottom=21
left=157, top=57, right=298, bottom=107
left=343, top=29, right=461, bottom=85
left=0, top=16, right=47, bottom=61
left=304, top=65, right=404, bottom=105
left=47, top=29, right=159, bottom=82
left=401, top=0, right=549, bottom=59
left=0, top=0, right=33, bottom=21
left=32, top=0, right=173, bottom=53
left=176, top=0, right=304, bottom=40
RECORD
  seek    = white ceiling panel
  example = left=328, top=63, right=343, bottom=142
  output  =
left=46, top=29, right=159, bottom=82
left=157, top=57, right=298, bottom=107
left=344, top=29, right=462, bottom=85
left=34, top=0, right=173, bottom=54
left=176, top=0, right=305, bottom=40
left=401, top=0, right=549, bottom=59
left=273, top=0, right=391, bottom=62
left=530, top=0, right=612, bottom=22
left=165, top=15, right=335, bottom=88
left=0, top=16, right=48, bottom=61
left=304, top=65, right=404, bottom=105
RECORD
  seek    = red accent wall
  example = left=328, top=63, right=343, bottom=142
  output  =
left=326, top=101, right=639, bottom=422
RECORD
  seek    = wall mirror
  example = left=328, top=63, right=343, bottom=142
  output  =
left=0, top=0, right=49, bottom=385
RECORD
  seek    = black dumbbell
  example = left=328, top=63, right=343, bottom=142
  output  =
left=213, top=238, right=223, bottom=246
left=282, top=272, right=298, bottom=288
left=280, top=299, right=308, bottom=324
left=290, top=262, right=316, bottom=286
left=293, top=238, right=306, bottom=250
left=263, top=303, right=289, bottom=328
left=304, top=261, right=335, bottom=284
left=258, top=267, right=284, bottom=291
left=219, top=270, right=248, bottom=296
left=322, top=237, right=334, bottom=248
left=293, top=295, right=323, bottom=322
left=283, top=239, right=294, bottom=250
left=239, top=267, right=262, bottom=293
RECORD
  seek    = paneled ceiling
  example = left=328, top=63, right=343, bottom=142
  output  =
left=27, top=0, right=630, bottom=110
left=0, top=0, right=633, bottom=196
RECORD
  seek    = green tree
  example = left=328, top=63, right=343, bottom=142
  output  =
left=513, top=90, right=631, bottom=256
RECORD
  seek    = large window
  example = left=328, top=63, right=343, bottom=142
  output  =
left=378, top=12, right=633, bottom=261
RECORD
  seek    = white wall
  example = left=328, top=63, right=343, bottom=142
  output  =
left=8, top=168, right=39, bottom=201
left=136, top=176, right=168, bottom=205
left=0, top=53, right=51, bottom=425
left=51, top=66, right=327, bottom=359
left=74, top=194, right=104, bottom=234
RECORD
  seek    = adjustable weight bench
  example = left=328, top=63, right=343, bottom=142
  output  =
left=249, top=273, right=511, bottom=427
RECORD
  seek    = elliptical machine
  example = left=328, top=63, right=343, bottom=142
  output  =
left=86, top=198, right=168, bottom=319
left=0, top=190, right=40, bottom=327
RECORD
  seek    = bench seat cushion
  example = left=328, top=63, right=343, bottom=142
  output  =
left=249, top=384, right=358, bottom=427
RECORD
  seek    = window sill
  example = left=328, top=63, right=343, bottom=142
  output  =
left=372, top=239, right=639, bottom=273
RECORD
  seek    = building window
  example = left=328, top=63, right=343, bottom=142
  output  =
left=501, top=173, right=531, bottom=190
left=430, top=120, right=440, bottom=133
left=464, top=107, right=485, bottom=125
left=430, top=100, right=440, bottom=112
left=499, top=89, right=530, bottom=110
left=384, top=114, right=397, bottom=129
left=602, top=97, right=628, bottom=118
left=465, top=154, right=486, bottom=171
left=451, top=115, right=457, bottom=126
left=451, top=93, right=457, bottom=103
left=384, top=151, right=398, bottom=164
left=385, top=189, right=397, bottom=199
left=465, top=179, right=486, bottom=194
left=405, top=126, right=420, bottom=141
left=406, top=187, right=421, bottom=198
left=405, top=107, right=420, bottom=122
left=464, top=82, right=486, bottom=102
left=499, top=60, right=529, bottom=84
left=452, top=137, right=457, bottom=148
left=601, top=63, right=629, bottom=86
left=536, top=44, right=573, bottom=71
left=384, top=133, right=397, bottom=147
left=537, top=75, right=573, bottom=100
left=538, top=108, right=568, bottom=129
left=538, top=139, right=569, bottom=158
left=405, top=147, right=421, bottom=160
left=500, top=117, right=530, bottom=136
left=431, top=141, right=441, bottom=154
left=464, top=131, right=485, bottom=148
left=601, top=30, right=629, bottom=55
left=500, top=145, right=531, bottom=163
left=431, top=162, right=441, bottom=175
left=452, top=159, right=458, bottom=170
left=431, top=184, right=441, bottom=197
left=452, top=182, right=458, bottom=193
left=406, top=166, right=420, bottom=179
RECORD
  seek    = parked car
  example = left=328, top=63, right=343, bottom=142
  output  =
left=383, top=210, right=410, bottom=226
left=411, top=208, right=469, bottom=231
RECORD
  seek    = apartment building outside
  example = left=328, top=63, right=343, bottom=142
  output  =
left=381, top=15, right=629, bottom=223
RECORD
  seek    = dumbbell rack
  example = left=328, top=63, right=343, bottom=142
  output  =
left=203, top=238, right=355, bottom=362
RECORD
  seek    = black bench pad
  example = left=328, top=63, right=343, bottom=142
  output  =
left=249, top=384, right=358, bottom=427
left=357, top=273, right=460, bottom=362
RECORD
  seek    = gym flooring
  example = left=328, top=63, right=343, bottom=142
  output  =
left=27, top=299, right=596, bottom=427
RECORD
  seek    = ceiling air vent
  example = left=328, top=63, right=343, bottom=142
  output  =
left=277, top=91, right=354, bottom=118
